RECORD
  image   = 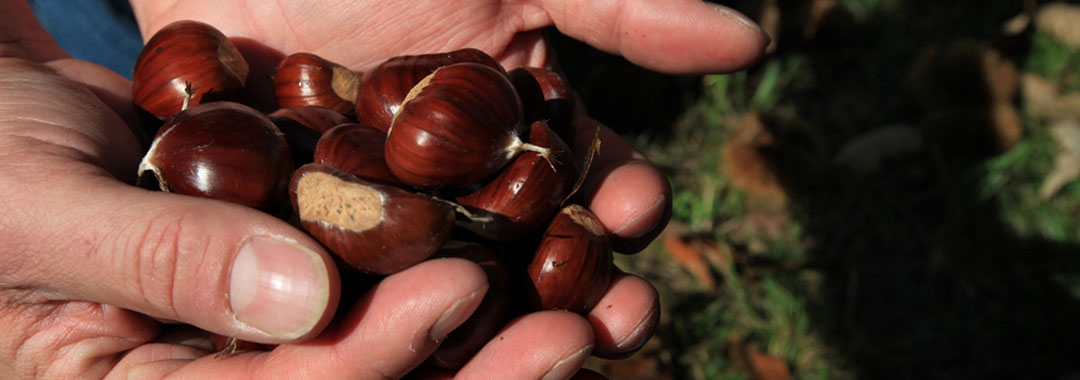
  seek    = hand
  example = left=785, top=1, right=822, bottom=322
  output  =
left=129, top=0, right=767, bottom=250
left=0, top=0, right=767, bottom=379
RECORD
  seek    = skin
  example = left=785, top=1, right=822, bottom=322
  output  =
left=0, top=0, right=766, bottom=378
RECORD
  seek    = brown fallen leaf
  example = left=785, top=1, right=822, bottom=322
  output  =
left=722, top=113, right=787, bottom=206
left=1039, top=119, right=1080, bottom=199
left=660, top=222, right=718, bottom=291
left=729, top=337, right=794, bottom=380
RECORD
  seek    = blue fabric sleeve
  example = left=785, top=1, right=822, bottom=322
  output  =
left=28, top=0, right=144, bottom=79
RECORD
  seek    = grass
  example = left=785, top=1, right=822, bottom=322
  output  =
left=559, top=1, right=1080, bottom=379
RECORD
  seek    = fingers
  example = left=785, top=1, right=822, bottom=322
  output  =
left=5, top=175, right=340, bottom=344
left=457, top=311, right=595, bottom=379
left=588, top=273, right=660, bottom=358
left=574, top=116, right=671, bottom=253
left=109, top=259, right=489, bottom=379
left=538, top=0, right=769, bottom=74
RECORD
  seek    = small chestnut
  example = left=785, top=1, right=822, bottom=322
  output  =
left=526, top=204, right=614, bottom=314
left=428, top=242, right=510, bottom=369
left=269, top=106, right=352, bottom=167
left=456, top=121, right=576, bottom=241
left=289, top=164, right=455, bottom=274
left=385, top=62, right=550, bottom=188
left=273, top=53, right=360, bottom=116
left=313, top=123, right=402, bottom=186
left=137, top=101, right=293, bottom=214
left=132, top=20, right=250, bottom=119
left=355, top=48, right=504, bottom=132
left=507, top=67, right=578, bottom=144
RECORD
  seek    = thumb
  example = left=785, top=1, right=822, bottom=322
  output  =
left=0, top=1, right=339, bottom=345
left=4, top=167, right=340, bottom=344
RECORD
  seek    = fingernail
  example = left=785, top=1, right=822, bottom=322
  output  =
left=706, top=3, right=772, bottom=45
left=612, top=194, right=667, bottom=239
left=615, top=307, right=659, bottom=352
left=542, top=345, right=593, bottom=380
left=430, top=284, right=489, bottom=341
left=229, top=236, right=330, bottom=340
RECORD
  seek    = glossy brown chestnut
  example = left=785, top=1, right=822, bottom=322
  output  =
left=428, top=242, right=510, bottom=369
left=507, top=67, right=578, bottom=144
left=132, top=20, right=250, bottom=119
left=385, top=62, right=550, bottom=188
left=355, top=48, right=504, bottom=132
left=313, top=123, right=402, bottom=186
left=456, top=121, right=576, bottom=241
left=508, top=67, right=546, bottom=125
left=269, top=106, right=352, bottom=167
left=526, top=204, right=614, bottom=314
left=289, top=164, right=455, bottom=274
left=137, top=101, right=293, bottom=214
left=269, top=105, right=351, bottom=134
left=273, top=53, right=359, bottom=116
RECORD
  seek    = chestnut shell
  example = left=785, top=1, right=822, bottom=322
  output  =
left=526, top=204, right=614, bottom=314
left=137, top=101, right=293, bottom=214
left=289, top=164, right=455, bottom=274
left=428, top=242, right=510, bottom=369
left=456, top=121, right=576, bottom=241
left=313, top=123, right=402, bottom=186
left=269, top=106, right=351, bottom=167
left=273, top=53, right=359, bottom=116
left=507, top=67, right=578, bottom=144
left=355, top=48, right=504, bottom=133
left=384, top=62, right=525, bottom=188
left=132, top=20, right=250, bottom=119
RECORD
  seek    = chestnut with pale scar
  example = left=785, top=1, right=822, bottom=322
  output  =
left=295, top=171, right=383, bottom=232
left=289, top=164, right=455, bottom=274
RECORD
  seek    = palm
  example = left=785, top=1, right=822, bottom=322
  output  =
left=132, top=0, right=552, bottom=71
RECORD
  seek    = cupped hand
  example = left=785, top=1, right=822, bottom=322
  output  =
left=0, top=0, right=767, bottom=378
left=130, top=0, right=767, bottom=252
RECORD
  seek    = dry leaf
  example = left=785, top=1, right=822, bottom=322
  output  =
left=660, top=222, right=718, bottom=291
left=722, top=113, right=787, bottom=205
left=729, top=337, right=794, bottom=380
left=1039, top=119, right=1080, bottom=198
left=833, top=124, right=923, bottom=174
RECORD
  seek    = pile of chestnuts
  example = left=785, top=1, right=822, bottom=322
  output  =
left=132, top=20, right=632, bottom=368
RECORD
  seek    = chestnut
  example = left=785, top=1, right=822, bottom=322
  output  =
left=507, top=67, right=578, bottom=144
left=456, top=121, right=576, bottom=241
left=526, top=204, right=614, bottom=314
left=289, top=164, right=455, bottom=274
left=273, top=53, right=360, bottom=116
left=428, top=242, right=510, bottom=369
left=313, top=123, right=402, bottom=186
left=269, top=106, right=352, bottom=167
left=132, top=20, right=250, bottom=119
left=355, top=48, right=504, bottom=132
left=385, top=62, right=551, bottom=188
left=269, top=105, right=352, bottom=134
left=137, top=101, right=293, bottom=214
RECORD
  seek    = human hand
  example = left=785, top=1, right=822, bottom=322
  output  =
left=0, top=0, right=767, bottom=378
left=128, top=0, right=767, bottom=258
